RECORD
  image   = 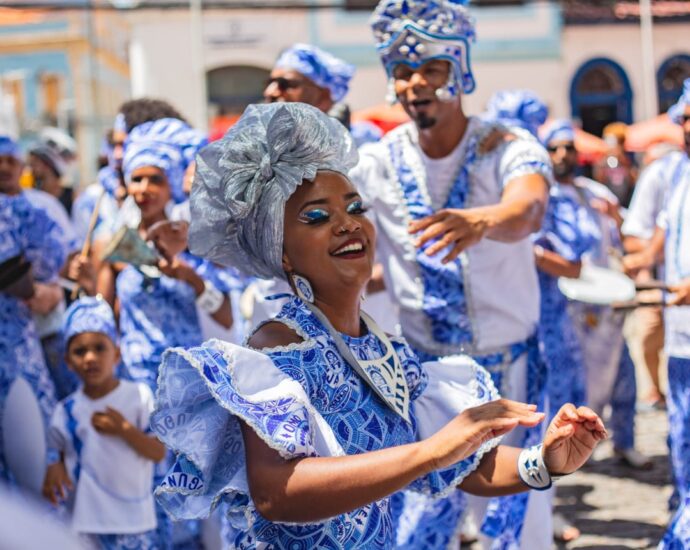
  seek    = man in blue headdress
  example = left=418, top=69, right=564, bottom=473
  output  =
left=264, top=43, right=355, bottom=123
left=350, top=1, right=554, bottom=548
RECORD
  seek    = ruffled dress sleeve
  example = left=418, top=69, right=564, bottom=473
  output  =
left=152, top=338, right=344, bottom=524
left=394, top=338, right=503, bottom=497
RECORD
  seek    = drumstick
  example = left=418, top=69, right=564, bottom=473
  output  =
left=70, top=190, right=105, bottom=300
left=611, top=299, right=667, bottom=311
left=634, top=280, right=669, bottom=292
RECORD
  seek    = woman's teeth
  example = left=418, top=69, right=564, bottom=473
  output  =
left=334, top=242, right=364, bottom=255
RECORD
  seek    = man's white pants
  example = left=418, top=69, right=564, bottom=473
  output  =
left=466, top=354, right=553, bottom=550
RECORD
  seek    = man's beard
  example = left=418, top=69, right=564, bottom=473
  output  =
left=0, top=174, right=16, bottom=194
left=415, top=114, right=437, bottom=130
left=553, top=161, right=574, bottom=180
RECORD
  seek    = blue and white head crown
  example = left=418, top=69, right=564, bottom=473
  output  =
left=540, top=119, right=576, bottom=147
left=668, top=78, right=690, bottom=126
left=63, top=296, right=118, bottom=346
left=484, top=89, right=549, bottom=137
left=123, top=117, right=207, bottom=203
left=0, top=134, right=22, bottom=161
left=275, top=44, right=355, bottom=103
left=370, top=0, right=476, bottom=102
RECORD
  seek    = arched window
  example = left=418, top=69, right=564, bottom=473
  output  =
left=570, top=57, right=633, bottom=136
left=657, top=54, right=690, bottom=114
left=206, top=65, right=270, bottom=113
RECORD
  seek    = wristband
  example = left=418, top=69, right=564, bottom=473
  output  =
left=46, top=448, right=61, bottom=465
left=517, top=444, right=552, bottom=491
left=196, top=280, right=225, bottom=314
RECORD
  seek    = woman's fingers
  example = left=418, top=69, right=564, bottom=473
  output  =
left=544, top=423, right=575, bottom=448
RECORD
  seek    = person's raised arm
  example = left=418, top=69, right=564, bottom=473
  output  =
left=241, top=398, right=543, bottom=523
left=534, top=245, right=582, bottom=279
left=409, top=174, right=548, bottom=264
left=460, top=404, right=606, bottom=497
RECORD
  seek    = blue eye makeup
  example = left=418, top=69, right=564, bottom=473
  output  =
left=299, top=208, right=329, bottom=224
left=347, top=200, right=368, bottom=215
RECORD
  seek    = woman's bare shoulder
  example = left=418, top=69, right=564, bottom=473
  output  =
left=247, top=321, right=304, bottom=350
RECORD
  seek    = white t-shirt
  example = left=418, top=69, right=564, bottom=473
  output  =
left=657, top=154, right=690, bottom=358
left=48, top=379, right=157, bottom=534
left=351, top=118, right=551, bottom=356
left=622, top=152, right=684, bottom=240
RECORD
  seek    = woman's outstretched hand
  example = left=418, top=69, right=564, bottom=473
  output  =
left=542, top=404, right=607, bottom=475
left=427, top=399, right=545, bottom=471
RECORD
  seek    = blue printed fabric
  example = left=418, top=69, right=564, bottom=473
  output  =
left=609, top=343, right=637, bottom=451
left=153, top=296, right=498, bottom=549
left=660, top=356, right=690, bottom=548
left=116, top=251, right=204, bottom=391
left=91, top=530, right=159, bottom=550
left=473, top=335, right=546, bottom=549
left=0, top=194, right=65, bottom=481
left=535, top=184, right=600, bottom=417
left=387, top=133, right=479, bottom=348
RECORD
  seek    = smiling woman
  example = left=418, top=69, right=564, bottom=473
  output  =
left=152, top=102, right=607, bottom=550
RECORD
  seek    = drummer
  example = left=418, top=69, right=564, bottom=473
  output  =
left=623, top=78, right=690, bottom=547
left=541, top=120, right=651, bottom=470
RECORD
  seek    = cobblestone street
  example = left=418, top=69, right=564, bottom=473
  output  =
left=553, top=408, right=672, bottom=550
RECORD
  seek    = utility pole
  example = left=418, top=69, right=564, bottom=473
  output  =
left=639, top=0, right=658, bottom=119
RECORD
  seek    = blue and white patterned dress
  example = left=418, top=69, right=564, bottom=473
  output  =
left=116, top=251, right=205, bottom=392
left=0, top=193, right=66, bottom=482
left=152, top=296, right=501, bottom=549
left=535, top=182, right=600, bottom=416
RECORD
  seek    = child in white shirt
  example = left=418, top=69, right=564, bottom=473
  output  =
left=42, top=297, right=166, bottom=549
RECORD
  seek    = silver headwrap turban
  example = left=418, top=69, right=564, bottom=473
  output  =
left=189, top=102, right=359, bottom=280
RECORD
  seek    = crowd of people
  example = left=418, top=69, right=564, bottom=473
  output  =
left=1, top=0, right=689, bottom=549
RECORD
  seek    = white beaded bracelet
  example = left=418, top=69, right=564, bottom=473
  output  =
left=517, top=444, right=553, bottom=491
left=196, top=280, right=225, bottom=314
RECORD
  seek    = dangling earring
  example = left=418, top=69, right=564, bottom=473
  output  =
left=385, top=77, right=398, bottom=105
left=435, top=72, right=458, bottom=102
left=291, top=273, right=314, bottom=303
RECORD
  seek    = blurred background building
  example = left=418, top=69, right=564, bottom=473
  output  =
left=1, top=0, right=689, bottom=183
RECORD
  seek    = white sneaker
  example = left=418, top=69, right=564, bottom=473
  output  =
left=614, top=447, right=653, bottom=470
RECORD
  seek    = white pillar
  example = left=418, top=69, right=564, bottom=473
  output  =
left=639, top=0, right=658, bottom=120
left=190, top=0, right=208, bottom=132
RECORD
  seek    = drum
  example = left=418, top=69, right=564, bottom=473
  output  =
left=2, top=377, right=46, bottom=495
left=558, top=264, right=636, bottom=305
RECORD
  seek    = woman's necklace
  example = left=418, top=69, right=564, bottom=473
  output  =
left=303, top=301, right=411, bottom=423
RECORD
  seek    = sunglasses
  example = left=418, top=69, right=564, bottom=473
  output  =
left=265, top=77, right=307, bottom=93
left=546, top=144, right=577, bottom=153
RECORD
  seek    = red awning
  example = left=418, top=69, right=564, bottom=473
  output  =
left=624, top=114, right=684, bottom=152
